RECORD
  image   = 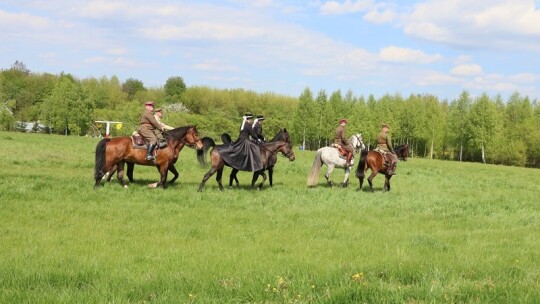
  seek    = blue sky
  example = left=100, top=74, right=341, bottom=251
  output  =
left=1, top=0, right=540, bottom=101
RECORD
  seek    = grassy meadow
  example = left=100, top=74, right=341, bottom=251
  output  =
left=0, top=131, right=539, bottom=303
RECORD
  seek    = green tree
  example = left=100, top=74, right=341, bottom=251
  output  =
left=164, top=76, right=186, bottom=104
left=122, top=78, right=146, bottom=101
left=468, top=93, right=498, bottom=163
left=41, top=74, right=92, bottom=135
left=448, top=91, right=471, bottom=161
left=293, top=88, right=317, bottom=150
left=314, top=90, right=328, bottom=148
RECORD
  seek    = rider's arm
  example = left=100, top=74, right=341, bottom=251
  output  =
left=386, top=134, right=395, bottom=153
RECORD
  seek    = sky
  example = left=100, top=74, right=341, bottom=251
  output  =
left=1, top=0, right=540, bottom=102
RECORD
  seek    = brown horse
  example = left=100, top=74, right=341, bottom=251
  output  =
left=196, top=129, right=295, bottom=192
left=94, top=126, right=203, bottom=189
left=355, top=150, right=396, bottom=192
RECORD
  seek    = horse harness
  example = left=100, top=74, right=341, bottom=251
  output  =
left=259, top=141, right=294, bottom=159
left=374, top=148, right=394, bottom=165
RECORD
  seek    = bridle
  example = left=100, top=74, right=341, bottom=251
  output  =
left=352, top=134, right=364, bottom=153
left=260, top=140, right=294, bottom=159
left=182, top=128, right=200, bottom=149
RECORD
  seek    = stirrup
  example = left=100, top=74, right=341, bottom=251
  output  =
left=146, top=155, right=155, bottom=161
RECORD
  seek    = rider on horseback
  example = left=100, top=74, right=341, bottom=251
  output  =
left=153, top=108, right=174, bottom=148
left=334, top=119, right=354, bottom=167
left=139, top=101, right=163, bottom=161
left=376, top=123, right=397, bottom=175
left=252, top=114, right=265, bottom=142
left=216, top=113, right=263, bottom=172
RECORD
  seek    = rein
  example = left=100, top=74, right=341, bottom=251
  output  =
left=260, top=141, right=293, bottom=158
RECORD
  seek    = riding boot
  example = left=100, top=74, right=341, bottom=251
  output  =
left=346, top=152, right=353, bottom=166
left=387, top=162, right=396, bottom=175
left=146, top=144, right=156, bottom=161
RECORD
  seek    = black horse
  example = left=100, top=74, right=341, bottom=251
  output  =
left=221, top=131, right=287, bottom=188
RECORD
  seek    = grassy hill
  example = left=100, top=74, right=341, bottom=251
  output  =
left=0, top=131, right=539, bottom=303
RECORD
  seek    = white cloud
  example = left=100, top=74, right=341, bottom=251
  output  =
left=509, top=73, right=538, bottom=83
left=379, top=46, right=442, bottom=64
left=105, top=48, right=128, bottom=55
left=450, top=64, right=483, bottom=76
left=83, top=56, right=146, bottom=68
left=78, top=1, right=129, bottom=18
left=0, top=9, right=50, bottom=30
left=412, top=71, right=462, bottom=86
left=400, top=0, right=540, bottom=50
left=320, top=0, right=373, bottom=15
left=363, top=6, right=397, bottom=24
left=192, top=60, right=239, bottom=72
left=140, top=22, right=266, bottom=41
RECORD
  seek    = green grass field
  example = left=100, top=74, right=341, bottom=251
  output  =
left=1, top=131, right=539, bottom=303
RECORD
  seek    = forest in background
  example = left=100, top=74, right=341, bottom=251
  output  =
left=1, top=61, right=539, bottom=167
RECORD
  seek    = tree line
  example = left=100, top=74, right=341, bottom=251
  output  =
left=1, top=61, right=539, bottom=168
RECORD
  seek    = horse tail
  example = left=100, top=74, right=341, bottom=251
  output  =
left=221, top=133, right=232, bottom=144
left=94, top=138, right=110, bottom=181
left=355, top=150, right=368, bottom=179
left=197, top=136, right=215, bottom=166
left=306, top=149, right=323, bottom=187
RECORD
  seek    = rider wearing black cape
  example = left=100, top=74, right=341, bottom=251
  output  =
left=216, top=113, right=263, bottom=172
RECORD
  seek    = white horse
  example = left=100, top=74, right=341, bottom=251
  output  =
left=307, top=134, right=365, bottom=188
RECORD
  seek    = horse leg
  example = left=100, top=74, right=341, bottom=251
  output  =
left=340, top=167, right=351, bottom=188
left=126, top=162, right=135, bottom=182
left=105, top=164, right=117, bottom=182
left=116, top=161, right=128, bottom=189
left=325, top=165, right=335, bottom=188
left=168, top=164, right=179, bottom=184
left=367, top=171, right=377, bottom=192
left=251, top=172, right=259, bottom=189
left=384, top=175, right=392, bottom=191
left=257, top=171, right=267, bottom=190
left=268, top=167, right=274, bottom=187
left=229, top=169, right=239, bottom=188
left=216, top=168, right=224, bottom=191
left=159, top=164, right=169, bottom=189
left=198, top=167, right=217, bottom=192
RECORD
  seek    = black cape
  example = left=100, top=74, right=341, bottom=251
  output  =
left=216, top=123, right=263, bottom=171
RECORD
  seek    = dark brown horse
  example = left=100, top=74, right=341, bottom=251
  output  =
left=94, top=126, right=203, bottom=189
left=221, top=131, right=285, bottom=188
left=197, top=129, right=295, bottom=192
left=355, top=150, right=395, bottom=192
left=394, top=144, right=409, bottom=161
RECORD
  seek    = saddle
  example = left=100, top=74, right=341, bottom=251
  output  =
left=131, top=133, right=145, bottom=148
left=331, top=143, right=348, bottom=158
left=374, top=148, right=392, bottom=166
left=131, top=132, right=167, bottom=149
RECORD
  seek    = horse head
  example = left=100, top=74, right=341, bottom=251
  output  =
left=271, top=129, right=295, bottom=161
left=182, top=126, right=204, bottom=150
left=397, top=143, right=409, bottom=161
left=350, top=133, right=365, bottom=153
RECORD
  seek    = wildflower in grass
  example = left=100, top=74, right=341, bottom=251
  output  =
left=351, top=272, right=365, bottom=283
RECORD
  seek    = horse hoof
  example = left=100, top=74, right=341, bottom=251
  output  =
left=123, top=185, right=129, bottom=189
left=148, top=182, right=158, bottom=188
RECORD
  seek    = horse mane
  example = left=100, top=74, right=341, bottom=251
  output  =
left=269, top=128, right=289, bottom=143
left=164, top=125, right=194, bottom=140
